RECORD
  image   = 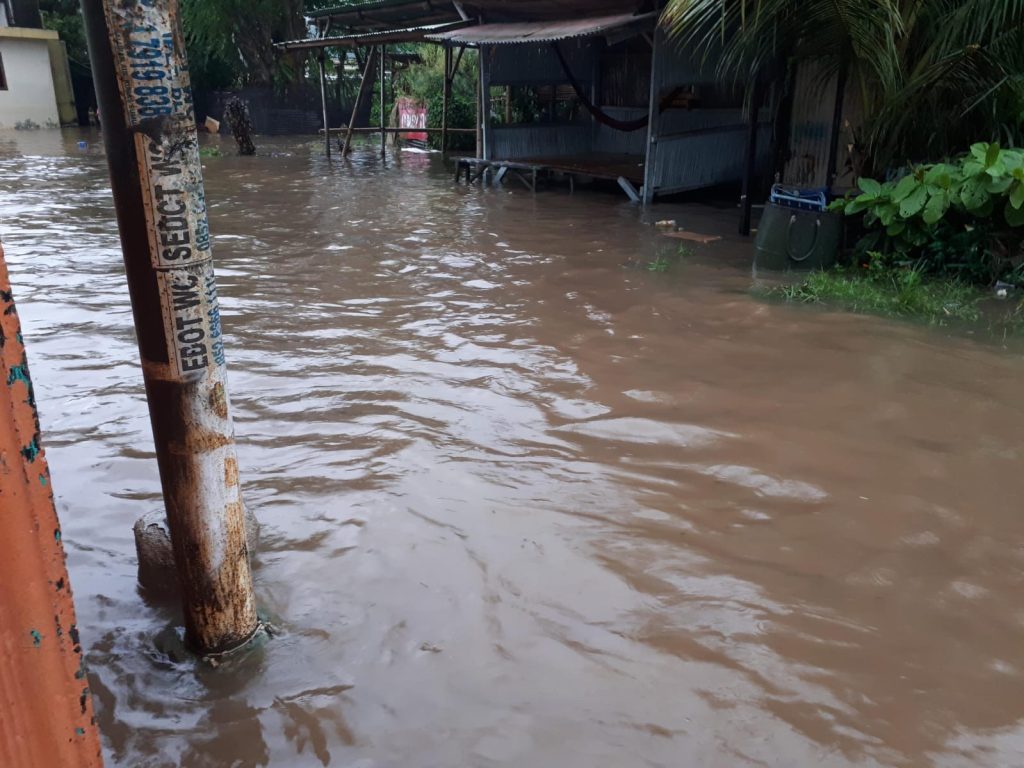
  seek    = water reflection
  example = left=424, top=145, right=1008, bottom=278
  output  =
left=3, top=129, right=1024, bottom=766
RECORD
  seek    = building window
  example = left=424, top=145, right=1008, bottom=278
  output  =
left=0, top=52, right=7, bottom=91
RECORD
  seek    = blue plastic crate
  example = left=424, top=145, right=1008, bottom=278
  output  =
left=769, top=184, right=829, bottom=212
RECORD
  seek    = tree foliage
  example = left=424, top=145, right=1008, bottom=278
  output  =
left=39, top=0, right=88, bottom=68
left=661, top=0, right=1024, bottom=171
left=181, top=0, right=318, bottom=90
left=40, top=0, right=343, bottom=91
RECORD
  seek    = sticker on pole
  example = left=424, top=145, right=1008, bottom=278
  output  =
left=156, top=261, right=226, bottom=380
left=103, top=0, right=227, bottom=381
left=103, top=0, right=212, bottom=271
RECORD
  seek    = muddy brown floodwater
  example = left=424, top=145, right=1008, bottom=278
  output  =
left=4, top=130, right=1024, bottom=767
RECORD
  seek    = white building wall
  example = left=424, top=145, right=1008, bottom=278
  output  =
left=0, top=33, right=60, bottom=129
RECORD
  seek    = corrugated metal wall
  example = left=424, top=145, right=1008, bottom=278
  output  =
left=486, top=29, right=771, bottom=197
left=490, top=39, right=597, bottom=87
left=649, top=28, right=767, bottom=196
left=653, top=123, right=771, bottom=194
left=593, top=107, right=647, bottom=154
left=783, top=61, right=861, bottom=189
left=492, top=123, right=591, bottom=158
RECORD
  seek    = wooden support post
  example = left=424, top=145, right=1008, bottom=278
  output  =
left=479, top=45, right=492, bottom=161
left=475, top=50, right=481, bottom=159
left=618, top=176, right=641, bottom=203
left=442, top=45, right=452, bottom=156
left=81, top=0, right=260, bottom=655
left=641, top=23, right=663, bottom=206
left=740, top=80, right=764, bottom=236
left=318, top=53, right=331, bottom=159
left=343, top=46, right=378, bottom=156
left=504, top=85, right=511, bottom=124
left=0, top=242, right=105, bottom=768
left=590, top=44, right=601, bottom=143
left=380, top=44, right=387, bottom=158
left=771, top=62, right=796, bottom=185
left=826, top=62, right=849, bottom=195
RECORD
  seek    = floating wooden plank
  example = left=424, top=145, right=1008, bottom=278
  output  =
left=662, top=230, right=723, bottom=245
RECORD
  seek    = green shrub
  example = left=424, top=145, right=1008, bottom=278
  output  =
left=834, top=143, right=1024, bottom=284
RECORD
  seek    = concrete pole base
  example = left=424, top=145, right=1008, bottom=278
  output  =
left=134, top=508, right=259, bottom=596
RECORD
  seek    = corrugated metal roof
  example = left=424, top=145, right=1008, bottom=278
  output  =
left=426, top=12, right=655, bottom=45
left=276, top=21, right=469, bottom=51
left=309, top=1, right=647, bottom=30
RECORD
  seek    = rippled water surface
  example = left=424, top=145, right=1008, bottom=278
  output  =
left=4, top=130, right=1024, bottom=767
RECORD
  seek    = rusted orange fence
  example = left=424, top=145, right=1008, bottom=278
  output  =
left=0, top=242, right=104, bottom=767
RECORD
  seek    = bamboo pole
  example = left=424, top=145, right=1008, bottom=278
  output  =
left=343, top=46, right=379, bottom=156
left=641, top=25, right=663, bottom=206
left=826, top=62, right=849, bottom=195
left=441, top=45, right=452, bottom=156
left=740, top=80, right=764, bottom=236
left=80, top=0, right=259, bottom=655
left=380, top=44, right=387, bottom=158
left=0, top=242, right=105, bottom=768
left=475, top=50, right=481, bottom=158
left=318, top=53, right=331, bottom=159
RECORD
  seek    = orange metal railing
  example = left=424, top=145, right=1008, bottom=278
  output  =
left=0, top=241, right=104, bottom=767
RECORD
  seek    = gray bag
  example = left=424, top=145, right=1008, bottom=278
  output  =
left=754, top=203, right=842, bottom=271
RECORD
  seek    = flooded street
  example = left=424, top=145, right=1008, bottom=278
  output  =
left=5, top=130, right=1024, bottom=767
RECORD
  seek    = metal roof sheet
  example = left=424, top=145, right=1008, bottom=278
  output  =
left=276, top=21, right=469, bottom=50
left=425, top=12, right=655, bottom=45
left=308, top=1, right=649, bottom=31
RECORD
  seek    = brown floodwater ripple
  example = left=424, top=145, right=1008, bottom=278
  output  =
left=3, top=130, right=1024, bottom=767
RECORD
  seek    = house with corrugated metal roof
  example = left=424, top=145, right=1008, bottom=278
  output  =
left=281, top=0, right=771, bottom=209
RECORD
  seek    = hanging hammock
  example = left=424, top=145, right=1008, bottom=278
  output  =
left=552, top=41, right=689, bottom=133
left=552, top=42, right=651, bottom=132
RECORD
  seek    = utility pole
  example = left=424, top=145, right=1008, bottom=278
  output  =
left=0, top=242, right=105, bottom=767
left=80, top=0, right=259, bottom=655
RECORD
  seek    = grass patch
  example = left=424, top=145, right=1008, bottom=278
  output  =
left=765, top=266, right=985, bottom=326
left=199, top=146, right=222, bottom=158
left=631, top=244, right=695, bottom=273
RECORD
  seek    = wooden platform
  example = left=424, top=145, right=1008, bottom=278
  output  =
left=454, top=153, right=646, bottom=200
left=518, top=154, right=645, bottom=185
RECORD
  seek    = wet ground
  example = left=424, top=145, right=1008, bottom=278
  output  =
left=3, top=130, right=1024, bottom=767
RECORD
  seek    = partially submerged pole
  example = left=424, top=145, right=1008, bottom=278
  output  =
left=80, top=0, right=259, bottom=655
left=475, top=50, right=481, bottom=158
left=441, top=45, right=451, bottom=156
left=641, top=25, right=663, bottom=206
left=0, top=242, right=105, bottom=767
left=739, top=80, right=764, bottom=236
left=318, top=52, right=331, bottom=159
left=342, top=46, right=378, bottom=156
left=380, top=45, right=387, bottom=158
left=826, top=62, right=849, bottom=195
left=479, top=46, right=492, bottom=160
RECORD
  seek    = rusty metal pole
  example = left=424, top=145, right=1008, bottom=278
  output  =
left=80, top=0, right=259, bottom=655
left=0, top=242, right=105, bottom=767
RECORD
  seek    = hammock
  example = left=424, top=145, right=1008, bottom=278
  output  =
left=552, top=43, right=651, bottom=132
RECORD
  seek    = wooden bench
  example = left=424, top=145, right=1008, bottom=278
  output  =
left=455, top=158, right=542, bottom=192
